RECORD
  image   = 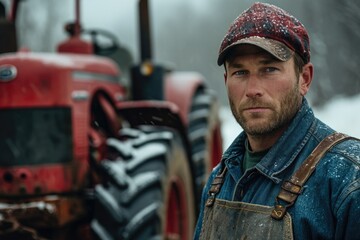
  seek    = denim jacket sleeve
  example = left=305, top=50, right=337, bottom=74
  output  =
left=332, top=139, right=360, bottom=239
left=335, top=180, right=360, bottom=239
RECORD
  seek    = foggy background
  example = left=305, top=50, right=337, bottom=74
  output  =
left=2, top=0, right=360, bottom=108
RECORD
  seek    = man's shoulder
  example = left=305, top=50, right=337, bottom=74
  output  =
left=310, top=135, right=360, bottom=192
left=331, top=136, right=360, bottom=165
left=298, top=131, right=360, bottom=188
left=309, top=120, right=360, bottom=163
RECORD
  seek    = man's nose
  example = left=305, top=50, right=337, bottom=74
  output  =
left=245, top=74, right=263, bottom=98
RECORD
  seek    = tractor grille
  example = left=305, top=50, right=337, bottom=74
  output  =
left=0, top=107, right=73, bottom=166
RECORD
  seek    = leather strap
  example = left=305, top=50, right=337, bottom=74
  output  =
left=272, top=132, right=357, bottom=220
left=205, top=166, right=227, bottom=207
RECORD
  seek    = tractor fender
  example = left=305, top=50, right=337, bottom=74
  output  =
left=164, top=71, right=206, bottom=126
left=116, top=100, right=187, bottom=139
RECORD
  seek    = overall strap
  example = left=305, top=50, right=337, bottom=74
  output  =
left=272, top=132, right=357, bottom=220
left=205, top=165, right=228, bottom=207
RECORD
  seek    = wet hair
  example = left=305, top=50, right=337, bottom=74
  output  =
left=293, top=52, right=305, bottom=79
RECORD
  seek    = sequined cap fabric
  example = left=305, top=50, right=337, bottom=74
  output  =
left=217, top=2, right=310, bottom=66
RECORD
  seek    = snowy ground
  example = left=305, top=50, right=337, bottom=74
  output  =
left=220, top=95, right=360, bottom=149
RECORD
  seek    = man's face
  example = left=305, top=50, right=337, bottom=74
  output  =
left=224, top=45, right=303, bottom=137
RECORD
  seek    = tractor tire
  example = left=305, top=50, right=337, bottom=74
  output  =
left=188, top=88, right=222, bottom=207
left=91, top=126, right=195, bottom=240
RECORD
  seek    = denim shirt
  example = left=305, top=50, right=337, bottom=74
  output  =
left=194, top=99, right=360, bottom=240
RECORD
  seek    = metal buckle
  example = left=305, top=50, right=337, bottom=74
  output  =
left=205, top=193, right=216, bottom=207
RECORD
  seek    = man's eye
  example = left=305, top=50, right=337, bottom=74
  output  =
left=234, top=70, right=247, bottom=76
left=264, top=67, right=277, bottom=73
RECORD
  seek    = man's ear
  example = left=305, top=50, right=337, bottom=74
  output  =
left=224, top=72, right=227, bottom=84
left=299, top=63, right=313, bottom=96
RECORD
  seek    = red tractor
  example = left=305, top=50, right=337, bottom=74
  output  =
left=0, top=0, right=223, bottom=239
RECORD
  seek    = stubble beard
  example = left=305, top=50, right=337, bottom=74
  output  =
left=230, top=83, right=302, bottom=137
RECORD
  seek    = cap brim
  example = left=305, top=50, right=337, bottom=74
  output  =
left=217, top=36, right=293, bottom=66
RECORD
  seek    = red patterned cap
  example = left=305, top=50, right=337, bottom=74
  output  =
left=217, top=2, right=310, bottom=66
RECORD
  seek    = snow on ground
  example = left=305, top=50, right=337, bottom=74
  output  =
left=220, top=95, right=360, bottom=149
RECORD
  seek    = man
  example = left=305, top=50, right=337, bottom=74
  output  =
left=194, top=2, right=360, bottom=240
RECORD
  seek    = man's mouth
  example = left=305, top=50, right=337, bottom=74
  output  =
left=244, top=107, right=269, bottom=113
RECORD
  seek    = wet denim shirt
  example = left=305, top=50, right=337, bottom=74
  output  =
left=194, top=98, right=360, bottom=240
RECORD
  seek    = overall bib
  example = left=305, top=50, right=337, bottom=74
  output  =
left=199, top=133, right=352, bottom=240
left=199, top=198, right=293, bottom=239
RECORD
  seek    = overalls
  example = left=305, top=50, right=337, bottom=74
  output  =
left=199, top=133, right=353, bottom=240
